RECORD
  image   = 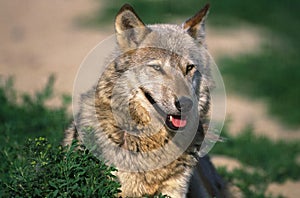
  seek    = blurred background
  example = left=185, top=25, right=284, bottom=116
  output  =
left=0, top=0, right=299, bottom=197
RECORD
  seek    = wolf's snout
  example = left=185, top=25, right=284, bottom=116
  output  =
left=175, top=96, right=193, bottom=113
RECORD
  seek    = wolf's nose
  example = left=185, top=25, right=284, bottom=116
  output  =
left=175, top=96, right=193, bottom=113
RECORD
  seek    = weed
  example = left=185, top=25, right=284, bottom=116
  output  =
left=0, top=138, right=121, bottom=197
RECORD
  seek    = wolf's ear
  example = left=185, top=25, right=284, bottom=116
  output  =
left=182, top=3, right=210, bottom=44
left=115, top=4, right=151, bottom=51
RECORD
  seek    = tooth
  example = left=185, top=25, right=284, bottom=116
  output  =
left=169, top=115, right=173, bottom=121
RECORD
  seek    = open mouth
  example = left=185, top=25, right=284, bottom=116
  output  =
left=141, top=88, right=187, bottom=131
left=166, top=115, right=187, bottom=130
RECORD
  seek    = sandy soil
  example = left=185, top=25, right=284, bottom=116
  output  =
left=0, top=0, right=299, bottom=197
left=0, top=0, right=108, bottom=95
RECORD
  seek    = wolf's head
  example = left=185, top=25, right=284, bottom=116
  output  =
left=110, top=4, right=211, bottom=135
left=73, top=4, right=223, bottom=172
left=74, top=3, right=218, bottom=172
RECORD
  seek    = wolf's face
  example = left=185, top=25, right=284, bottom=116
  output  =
left=110, top=4, right=211, bottom=135
left=112, top=47, right=198, bottom=134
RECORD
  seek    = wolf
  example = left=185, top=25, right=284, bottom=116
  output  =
left=64, top=3, right=236, bottom=197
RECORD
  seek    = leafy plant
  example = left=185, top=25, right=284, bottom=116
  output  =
left=0, top=138, right=121, bottom=197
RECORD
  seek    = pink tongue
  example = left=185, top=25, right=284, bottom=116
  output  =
left=171, top=116, right=187, bottom=128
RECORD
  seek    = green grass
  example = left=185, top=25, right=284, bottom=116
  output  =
left=211, top=127, right=300, bottom=197
left=212, top=127, right=300, bottom=182
left=0, top=75, right=71, bottom=146
left=220, top=50, right=300, bottom=126
left=86, top=0, right=300, bottom=127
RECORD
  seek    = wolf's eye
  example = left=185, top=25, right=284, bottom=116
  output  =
left=149, top=64, right=162, bottom=71
left=186, top=64, right=195, bottom=75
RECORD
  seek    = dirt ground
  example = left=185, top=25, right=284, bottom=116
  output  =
left=1, top=0, right=299, bottom=197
